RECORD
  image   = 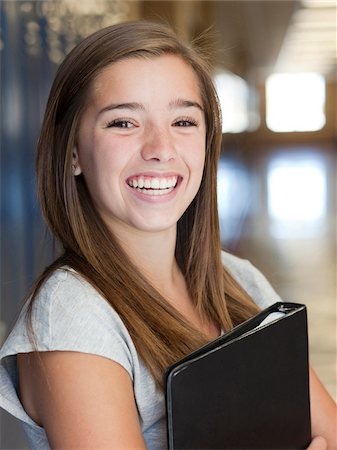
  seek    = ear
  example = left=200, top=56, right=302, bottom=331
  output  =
left=72, top=147, right=82, bottom=176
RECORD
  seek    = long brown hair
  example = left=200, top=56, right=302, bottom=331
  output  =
left=28, top=20, right=259, bottom=387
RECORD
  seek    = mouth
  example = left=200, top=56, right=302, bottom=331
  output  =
left=126, top=175, right=180, bottom=196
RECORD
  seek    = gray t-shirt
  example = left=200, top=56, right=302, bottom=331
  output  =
left=0, top=251, right=282, bottom=449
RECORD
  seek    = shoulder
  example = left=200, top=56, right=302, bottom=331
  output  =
left=1, top=268, right=135, bottom=378
left=33, top=268, right=125, bottom=333
left=221, top=250, right=283, bottom=308
left=39, top=268, right=134, bottom=373
left=33, top=267, right=122, bottom=327
left=0, top=268, right=161, bottom=439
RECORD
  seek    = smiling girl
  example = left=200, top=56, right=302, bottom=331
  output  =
left=0, top=20, right=335, bottom=449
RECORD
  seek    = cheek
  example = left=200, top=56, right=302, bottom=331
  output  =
left=184, top=147, right=205, bottom=195
left=78, top=135, right=124, bottom=177
left=189, top=140, right=206, bottom=172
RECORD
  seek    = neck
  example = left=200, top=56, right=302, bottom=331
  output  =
left=109, top=222, right=220, bottom=339
left=112, top=224, right=180, bottom=293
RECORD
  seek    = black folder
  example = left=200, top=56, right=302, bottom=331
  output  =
left=165, top=302, right=311, bottom=449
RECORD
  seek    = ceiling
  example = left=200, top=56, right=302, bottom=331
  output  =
left=141, top=0, right=337, bottom=81
left=212, top=1, right=299, bottom=76
left=275, top=0, right=337, bottom=79
left=8, top=0, right=336, bottom=82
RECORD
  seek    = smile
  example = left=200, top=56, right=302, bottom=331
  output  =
left=126, top=175, right=179, bottom=196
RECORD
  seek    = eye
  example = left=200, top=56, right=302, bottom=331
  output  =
left=105, top=119, right=135, bottom=129
left=173, top=117, right=198, bottom=127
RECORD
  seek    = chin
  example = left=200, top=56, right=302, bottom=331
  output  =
left=135, top=222, right=176, bottom=233
left=130, top=215, right=179, bottom=233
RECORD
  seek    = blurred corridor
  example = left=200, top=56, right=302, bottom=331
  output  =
left=219, top=142, right=336, bottom=401
left=1, top=1, right=336, bottom=448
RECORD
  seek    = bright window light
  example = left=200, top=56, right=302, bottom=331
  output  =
left=266, top=73, right=326, bottom=132
left=267, top=153, right=327, bottom=238
left=214, top=71, right=250, bottom=133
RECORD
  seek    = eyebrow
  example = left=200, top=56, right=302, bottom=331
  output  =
left=169, top=98, right=204, bottom=112
left=98, top=98, right=204, bottom=116
left=98, top=102, right=145, bottom=115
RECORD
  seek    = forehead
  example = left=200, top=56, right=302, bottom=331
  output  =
left=88, top=54, right=203, bottom=105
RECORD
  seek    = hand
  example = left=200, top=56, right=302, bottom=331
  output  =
left=307, top=436, right=327, bottom=450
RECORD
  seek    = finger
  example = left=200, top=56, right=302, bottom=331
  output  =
left=308, top=436, right=328, bottom=450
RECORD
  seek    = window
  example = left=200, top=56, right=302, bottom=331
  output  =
left=266, top=73, right=326, bottom=132
left=214, top=71, right=251, bottom=133
left=267, top=152, right=327, bottom=238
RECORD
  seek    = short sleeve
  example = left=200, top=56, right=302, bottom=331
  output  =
left=221, top=251, right=283, bottom=309
left=0, top=268, right=136, bottom=430
left=41, top=269, right=134, bottom=377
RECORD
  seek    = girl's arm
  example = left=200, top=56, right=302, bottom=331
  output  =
left=310, top=367, right=337, bottom=449
left=18, top=351, right=147, bottom=449
left=18, top=354, right=336, bottom=449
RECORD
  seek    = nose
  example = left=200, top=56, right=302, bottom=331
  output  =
left=140, top=124, right=176, bottom=162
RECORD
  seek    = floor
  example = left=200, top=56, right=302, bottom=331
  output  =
left=236, top=232, right=336, bottom=401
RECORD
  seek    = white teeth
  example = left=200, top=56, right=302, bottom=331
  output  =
left=128, top=176, right=178, bottom=192
left=138, top=177, right=144, bottom=188
left=159, top=178, right=168, bottom=189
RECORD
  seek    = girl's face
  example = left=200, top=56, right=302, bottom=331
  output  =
left=75, top=54, right=206, bottom=237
